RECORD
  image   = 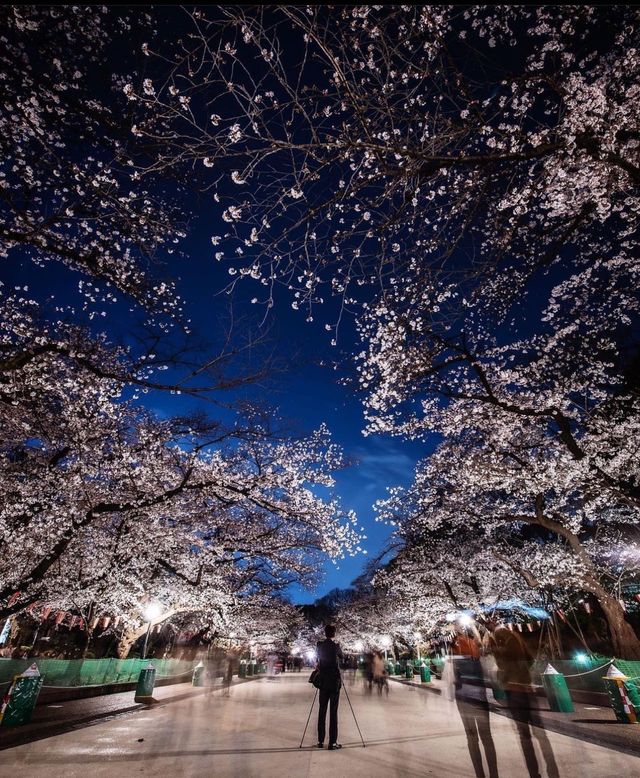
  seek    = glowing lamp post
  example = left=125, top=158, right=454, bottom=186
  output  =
left=381, top=635, right=392, bottom=662
left=142, top=602, right=162, bottom=660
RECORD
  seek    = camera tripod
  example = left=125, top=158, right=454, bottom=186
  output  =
left=299, top=673, right=365, bottom=749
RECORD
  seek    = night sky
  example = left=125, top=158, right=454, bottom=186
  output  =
left=156, top=218, right=431, bottom=602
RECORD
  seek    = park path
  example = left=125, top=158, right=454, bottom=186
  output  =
left=1, top=673, right=638, bottom=777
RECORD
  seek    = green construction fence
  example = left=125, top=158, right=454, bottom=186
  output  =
left=0, top=657, right=196, bottom=688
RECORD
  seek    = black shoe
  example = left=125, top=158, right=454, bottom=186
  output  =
left=316, top=742, right=324, bottom=748
left=328, top=743, right=342, bottom=750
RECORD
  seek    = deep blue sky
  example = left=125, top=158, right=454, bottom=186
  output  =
left=165, top=219, right=430, bottom=601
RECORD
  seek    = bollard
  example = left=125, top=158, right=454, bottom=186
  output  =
left=603, top=665, right=640, bottom=724
left=420, top=662, right=431, bottom=683
left=0, top=663, right=43, bottom=727
left=192, top=660, right=205, bottom=687
left=134, top=662, right=156, bottom=702
left=405, top=661, right=414, bottom=679
left=541, top=664, right=574, bottom=713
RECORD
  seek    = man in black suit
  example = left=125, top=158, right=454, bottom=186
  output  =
left=316, top=624, right=344, bottom=750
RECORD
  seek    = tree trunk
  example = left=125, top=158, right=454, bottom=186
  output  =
left=118, top=624, right=147, bottom=659
left=591, top=586, right=640, bottom=660
left=526, top=508, right=640, bottom=659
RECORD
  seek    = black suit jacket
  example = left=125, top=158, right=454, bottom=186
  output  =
left=316, top=638, right=343, bottom=691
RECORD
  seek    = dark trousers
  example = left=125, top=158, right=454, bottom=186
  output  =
left=505, top=691, right=559, bottom=778
left=318, top=688, right=340, bottom=744
left=456, top=699, right=499, bottom=778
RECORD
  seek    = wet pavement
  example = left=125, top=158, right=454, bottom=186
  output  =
left=1, top=673, right=639, bottom=776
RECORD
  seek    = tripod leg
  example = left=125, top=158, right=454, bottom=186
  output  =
left=299, top=688, right=318, bottom=748
left=341, top=679, right=366, bottom=747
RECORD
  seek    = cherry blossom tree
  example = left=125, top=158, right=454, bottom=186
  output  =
left=378, top=421, right=640, bottom=657
left=0, top=297, right=360, bottom=623
left=0, top=6, right=366, bottom=647
left=4, top=5, right=640, bottom=656
left=128, top=6, right=638, bottom=321
left=0, top=5, right=185, bottom=315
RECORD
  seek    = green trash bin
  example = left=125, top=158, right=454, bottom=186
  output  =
left=541, top=664, right=574, bottom=713
left=394, top=661, right=401, bottom=676
left=247, top=661, right=254, bottom=677
left=134, top=663, right=156, bottom=702
left=420, top=663, right=431, bottom=683
left=0, top=664, right=43, bottom=726
left=405, top=662, right=413, bottom=679
left=238, top=660, right=246, bottom=678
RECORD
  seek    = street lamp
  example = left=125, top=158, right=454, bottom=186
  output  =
left=142, top=602, right=162, bottom=660
left=380, top=635, right=392, bottom=661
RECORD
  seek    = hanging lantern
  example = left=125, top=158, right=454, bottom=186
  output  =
left=91, top=617, right=100, bottom=631
left=517, top=623, right=523, bottom=632
left=41, top=606, right=52, bottom=622
left=69, top=616, right=78, bottom=630
left=102, top=616, right=111, bottom=629
left=583, top=602, right=592, bottom=615
left=55, top=611, right=66, bottom=626
left=526, top=623, right=534, bottom=632
left=556, top=609, right=566, bottom=622
left=113, top=615, right=120, bottom=629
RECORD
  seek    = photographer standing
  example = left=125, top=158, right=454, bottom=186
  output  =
left=316, top=624, right=344, bottom=750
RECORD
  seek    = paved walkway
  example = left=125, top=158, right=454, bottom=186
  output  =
left=2, top=674, right=639, bottom=777
left=0, top=675, right=259, bottom=751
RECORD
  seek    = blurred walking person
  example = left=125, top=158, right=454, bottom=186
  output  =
left=453, top=648, right=499, bottom=778
left=373, top=651, right=388, bottom=696
left=363, top=651, right=374, bottom=694
left=489, top=625, right=559, bottom=778
left=223, top=651, right=234, bottom=697
left=316, top=624, right=344, bottom=750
